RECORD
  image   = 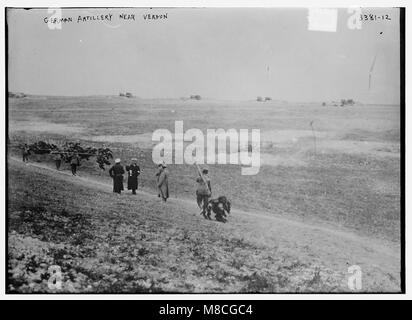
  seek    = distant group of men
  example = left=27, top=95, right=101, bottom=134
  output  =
left=53, top=152, right=80, bottom=175
left=21, top=146, right=224, bottom=219
left=108, top=159, right=170, bottom=202
left=22, top=145, right=82, bottom=176
left=108, top=159, right=214, bottom=216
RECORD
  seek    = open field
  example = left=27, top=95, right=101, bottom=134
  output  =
left=7, top=95, right=401, bottom=292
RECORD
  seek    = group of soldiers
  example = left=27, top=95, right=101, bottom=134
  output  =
left=107, top=159, right=173, bottom=203
left=22, top=144, right=84, bottom=176
left=52, top=152, right=81, bottom=176
left=21, top=145, right=215, bottom=217
left=108, top=159, right=213, bottom=216
left=107, top=158, right=171, bottom=203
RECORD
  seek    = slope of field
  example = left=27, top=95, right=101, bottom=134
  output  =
left=7, top=96, right=401, bottom=293
left=7, top=158, right=400, bottom=293
left=8, top=96, right=401, bottom=242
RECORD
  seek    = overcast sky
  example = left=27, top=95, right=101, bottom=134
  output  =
left=7, top=8, right=400, bottom=103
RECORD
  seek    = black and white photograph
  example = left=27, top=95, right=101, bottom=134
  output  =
left=4, top=4, right=404, bottom=296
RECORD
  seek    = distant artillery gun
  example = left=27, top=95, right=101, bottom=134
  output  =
left=119, top=92, right=133, bottom=98
left=190, top=95, right=201, bottom=100
left=340, top=99, right=355, bottom=106
left=20, top=140, right=59, bottom=154
left=16, top=141, right=113, bottom=170
left=8, top=92, right=26, bottom=98
left=326, top=99, right=356, bottom=107
left=58, top=142, right=114, bottom=170
left=256, top=96, right=272, bottom=102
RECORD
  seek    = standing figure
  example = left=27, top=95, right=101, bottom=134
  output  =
left=70, top=152, right=80, bottom=176
left=53, top=152, right=62, bottom=170
left=157, top=163, right=169, bottom=202
left=22, top=144, right=30, bottom=163
left=109, top=158, right=125, bottom=194
left=155, top=164, right=163, bottom=198
left=126, top=158, right=140, bottom=195
left=196, top=167, right=212, bottom=218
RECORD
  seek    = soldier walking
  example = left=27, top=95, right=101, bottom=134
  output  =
left=126, top=158, right=140, bottom=195
left=156, top=163, right=169, bottom=202
left=53, top=152, right=63, bottom=170
left=22, top=144, right=30, bottom=163
left=155, top=163, right=163, bottom=198
left=70, top=152, right=80, bottom=176
left=196, top=166, right=212, bottom=218
left=109, top=158, right=125, bottom=194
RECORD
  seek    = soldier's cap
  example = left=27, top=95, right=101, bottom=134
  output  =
left=131, top=158, right=138, bottom=162
left=115, top=158, right=121, bottom=163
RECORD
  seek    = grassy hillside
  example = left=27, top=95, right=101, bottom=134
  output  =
left=8, top=96, right=401, bottom=242
left=7, top=96, right=401, bottom=293
left=7, top=160, right=400, bottom=293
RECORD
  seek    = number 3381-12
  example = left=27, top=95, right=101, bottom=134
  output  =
left=360, top=14, right=391, bottom=21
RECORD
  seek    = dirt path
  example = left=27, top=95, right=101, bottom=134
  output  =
left=8, top=156, right=401, bottom=291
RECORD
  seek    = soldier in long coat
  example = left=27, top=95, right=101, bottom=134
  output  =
left=196, top=167, right=212, bottom=217
left=70, top=152, right=81, bottom=176
left=155, top=164, right=163, bottom=198
left=126, top=158, right=140, bottom=195
left=109, top=158, right=125, bottom=194
left=53, top=152, right=63, bottom=170
left=22, top=144, right=30, bottom=163
left=157, top=163, right=169, bottom=202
